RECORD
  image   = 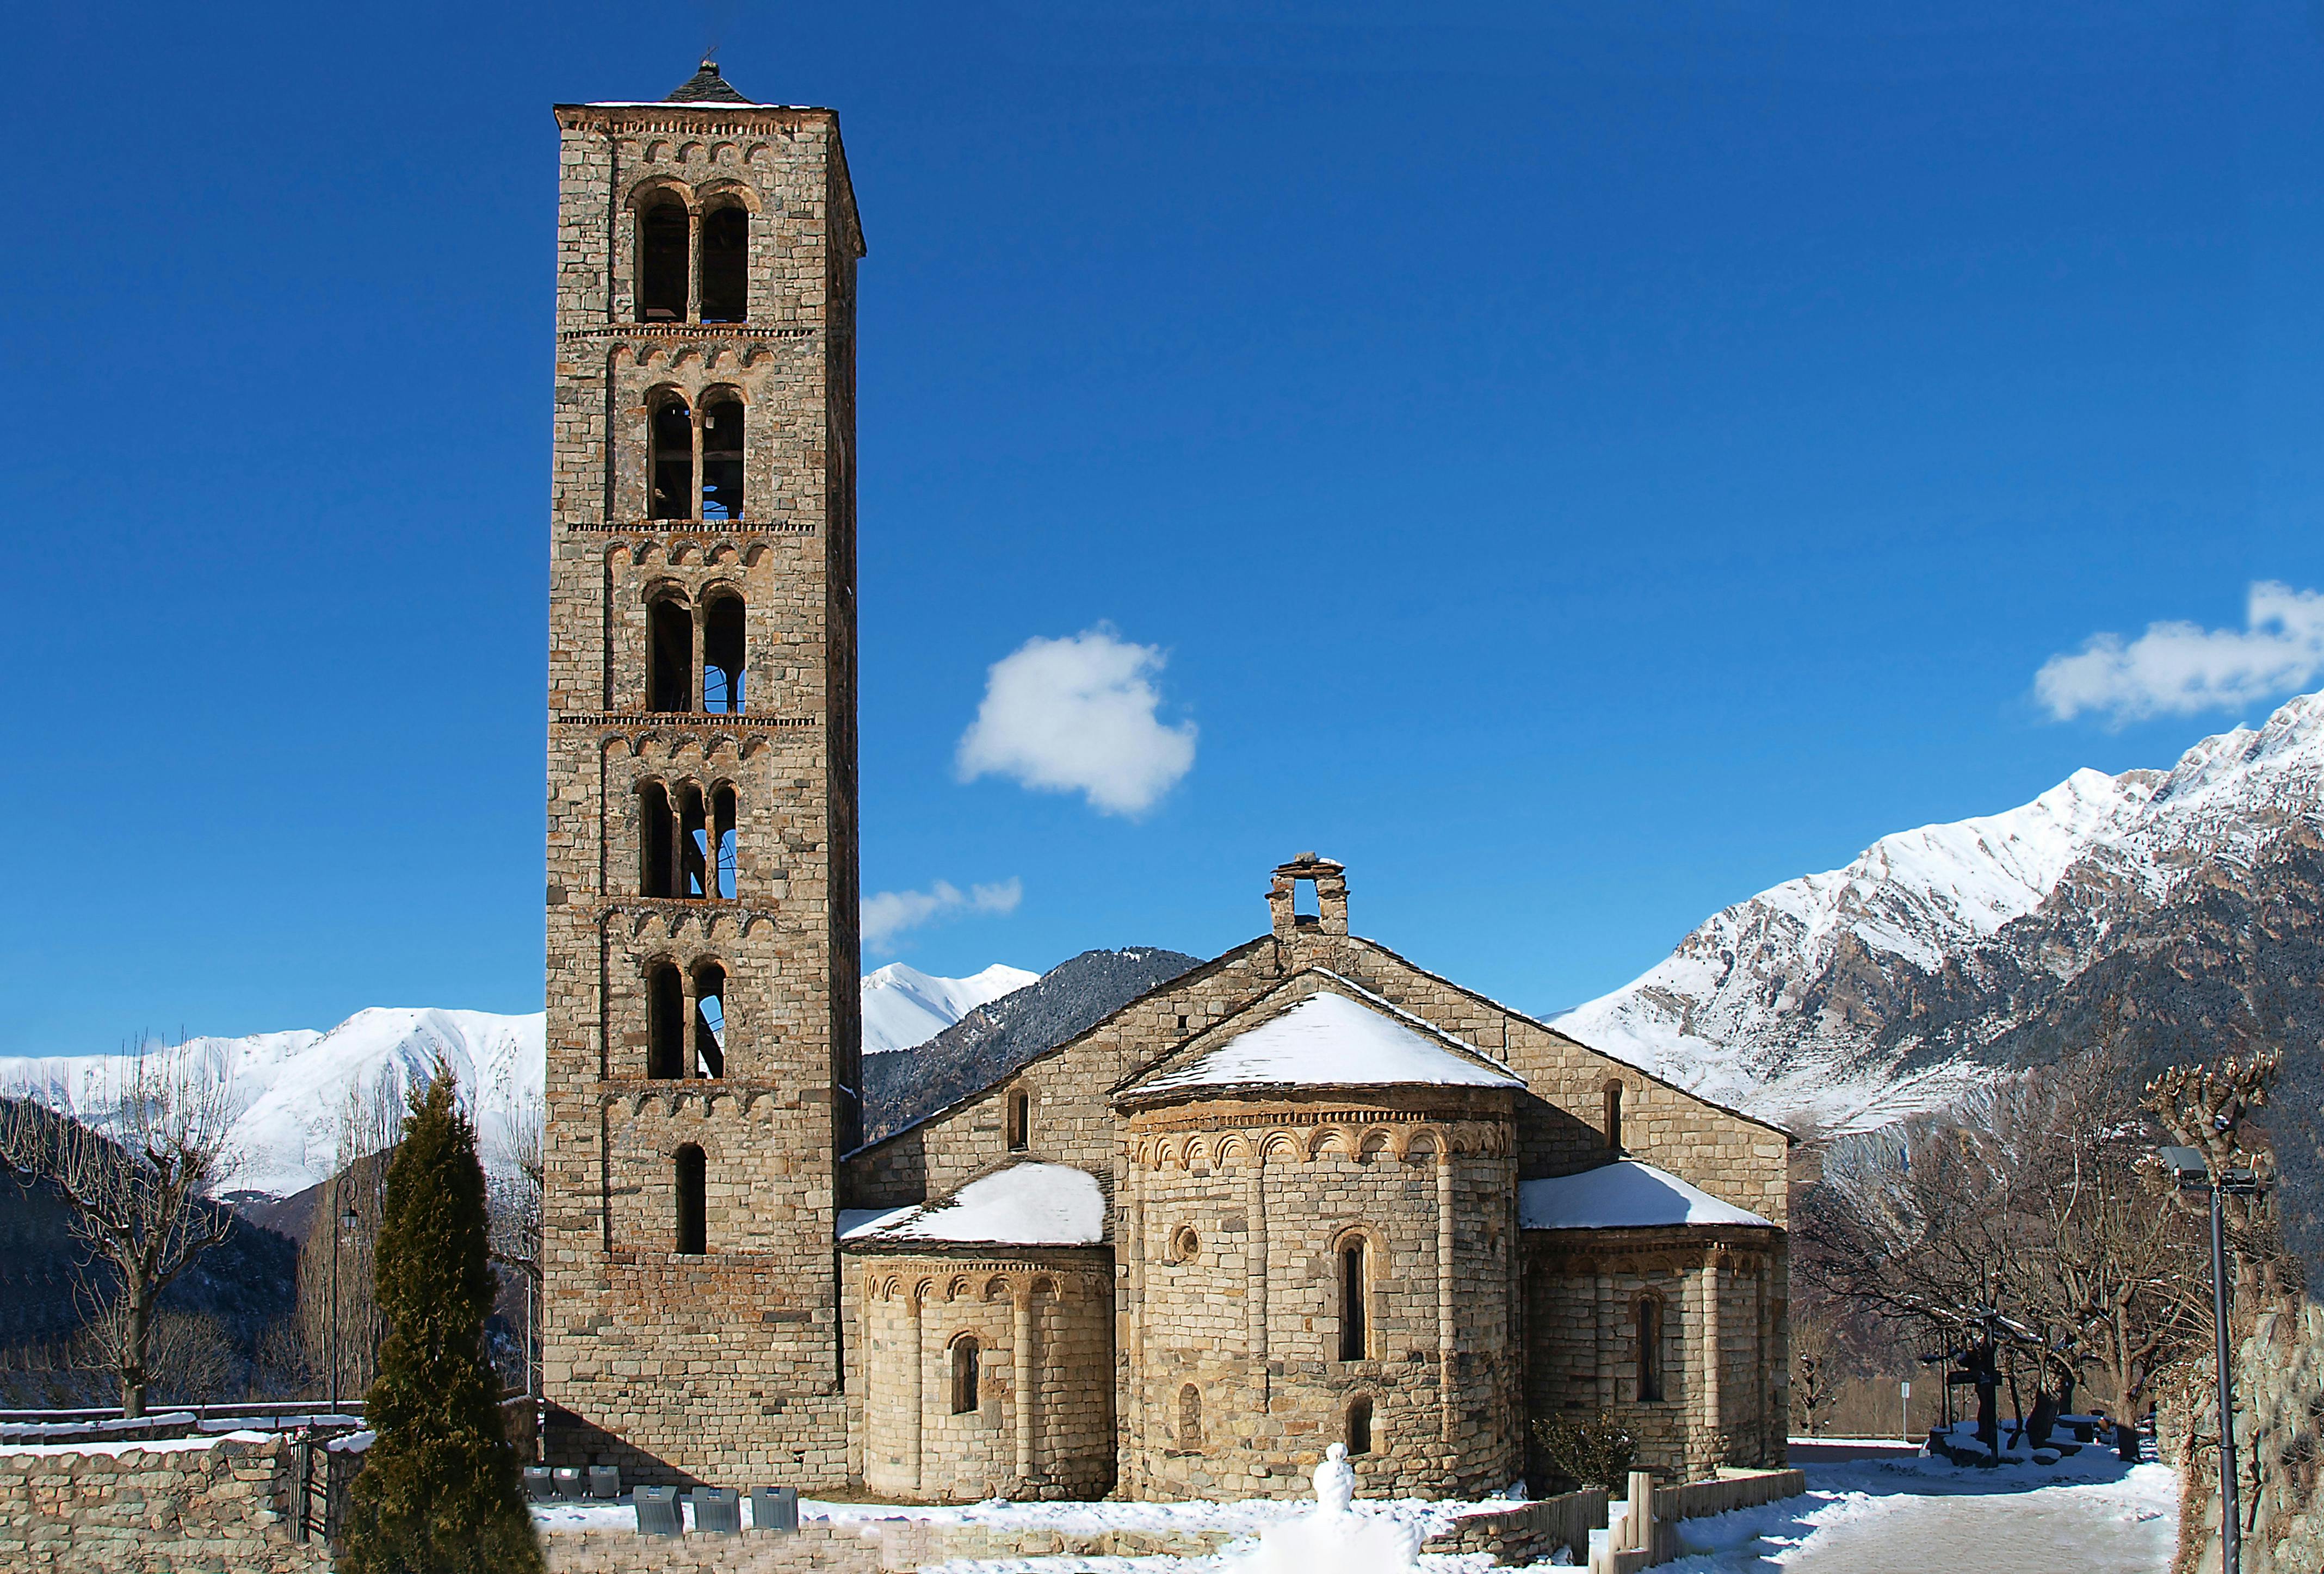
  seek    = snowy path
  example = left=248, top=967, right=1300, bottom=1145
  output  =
left=1667, top=1442, right=2178, bottom=1573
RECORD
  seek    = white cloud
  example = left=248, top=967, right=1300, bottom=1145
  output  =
left=860, top=878, right=1022, bottom=955
left=2035, top=581, right=2324, bottom=726
left=956, top=627, right=1198, bottom=816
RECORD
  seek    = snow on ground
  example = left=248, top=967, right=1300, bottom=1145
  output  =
left=838, top=1162, right=1108, bottom=1245
left=1518, top=1162, right=1775, bottom=1230
left=533, top=1444, right=2172, bottom=1574
left=1134, top=990, right=1524, bottom=1096
left=1664, top=1441, right=2176, bottom=1573
left=0, top=1430, right=272, bottom=1459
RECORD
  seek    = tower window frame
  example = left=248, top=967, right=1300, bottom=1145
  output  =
left=1345, top=1393, right=1374, bottom=1455
left=702, top=590, right=746, bottom=714
left=1178, top=1382, right=1203, bottom=1448
left=645, top=590, right=694, bottom=713
left=673, top=1143, right=706, bottom=1255
left=1604, top=1081, right=1624, bottom=1155
left=637, top=198, right=691, bottom=324
left=648, top=394, right=696, bottom=522
left=700, top=393, right=744, bottom=521
left=699, top=201, right=750, bottom=324
left=646, top=962, right=685, bottom=1080
left=1005, top=1088, right=1030, bottom=1152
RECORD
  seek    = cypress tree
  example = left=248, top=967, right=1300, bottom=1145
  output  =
left=342, top=1064, right=543, bottom=1574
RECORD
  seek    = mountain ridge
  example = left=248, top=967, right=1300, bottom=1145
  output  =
left=1559, top=690, right=2324, bottom=1134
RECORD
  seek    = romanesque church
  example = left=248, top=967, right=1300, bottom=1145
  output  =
left=541, top=60, right=1791, bottom=1504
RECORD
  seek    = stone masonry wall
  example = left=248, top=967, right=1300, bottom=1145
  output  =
left=543, top=97, right=868, bottom=1490
left=852, top=1251, right=1114, bottom=1501
left=1120, top=1089, right=1521, bottom=1502
left=0, top=1435, right=328, bottom=1574
left=1521, top=1229, right=1788, bottom=1480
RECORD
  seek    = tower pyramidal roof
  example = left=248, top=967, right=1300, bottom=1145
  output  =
left=666, top=57, right=752, bottom=104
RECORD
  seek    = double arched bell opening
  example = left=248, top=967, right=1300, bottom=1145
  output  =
left=635, top=190, right=752, bottom=326
left=648, top=390, right=747, bottom=524
left=645, top=958, right=730, bottom=1081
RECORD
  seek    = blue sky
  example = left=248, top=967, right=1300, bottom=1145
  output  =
left=8, top=1, right=2324, bottom=1054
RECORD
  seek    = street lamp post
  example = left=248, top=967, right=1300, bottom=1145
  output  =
left=2160, top=1144, right=2261, bottom=1574
left=329, top=1206, right=359, bottom=1411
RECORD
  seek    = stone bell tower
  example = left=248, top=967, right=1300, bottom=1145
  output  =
left=541, top=59, right=866, bottom=1485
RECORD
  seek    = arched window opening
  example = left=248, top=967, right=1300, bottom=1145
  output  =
left=1345, top=1395, right=1374, bottom=1455
left=650, top=397, right=695, bottom=521
left=638, top=201, right=690, bottom=323
left=1170, top=1225, right=1200, bottom=1264
left=1338, top=1239, right=1369, bottom=1361
left=647, top=596, right=693, bottom=712
left=700, top=205, right=749, bottom=324
left=1006, top=1089, right=1030, bottom=1152
left=712, top=785, right=738, bottom=900
left=640, top=783, right=676, bottom=896
left=679, top=785, right=710, bottom=898
left=1637, top=1296, right=1665, bottom=1402
left=701, top=398, right=744, bottom=520
left=950, top=1335, right=980, bottom=1415
left=1604, top=1082, right=1624, bottom=1154
left=673, top=1144, right=706, bottom=1254
left=703, top=594, right=746, bottom=714
left=693, top=962, right=727, bottom=1080
left=647, top=964, right=685, bottom=1080
left=1178, top=1383, right=1202, bottom=1447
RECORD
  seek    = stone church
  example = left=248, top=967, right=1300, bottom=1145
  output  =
left=540, top=61, right=1791, bottom=1504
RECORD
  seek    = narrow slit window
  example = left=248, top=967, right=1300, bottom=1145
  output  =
left=650, top=398, right=695, bottom=521
left=1339, top=1240, right=1368, bottom=1361
left=701, top=398, right=744, bottom=520
left=1006, top=1090, right=1030, bottom=1152
left=647, top=597, right=693, bottom=712
left=1604, top=1083, right=1624, bottom=1154
left=673, top=1144, right=706, bottom=1254
left=647, top=964, right=684, bottom=1080
left=639, top=201, right=690, bottom=323
left=700, top=205, right=749, bottom=323
left=1637, top=1296, right=1665, bottom=1402
left=951, top=1336, right=980, bottom=1414
left=703, top=594, right=745, bottom=714
left=1346, top=1395, right=1373, bottom=1455
left=1178, top=1383, right=1202, bottom=1447
left=692, top=963, right=727, bottom=1079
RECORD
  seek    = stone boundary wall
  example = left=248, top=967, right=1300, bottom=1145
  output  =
left=1425, top=1488, right=1610, bottom=1564
left=0, top=1433, right=328, bottom=1574
left=544, top=1524, right=886, bottom=1573
left=2162, top=1293, right=2324, bottom=1574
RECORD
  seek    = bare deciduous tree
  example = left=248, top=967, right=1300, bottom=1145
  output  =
left=1805, top=1043, right=2208, bottom=1452
left=0, top=1038, right=239, bottom=1417
left=485, top=1102, right=543, bottom=1397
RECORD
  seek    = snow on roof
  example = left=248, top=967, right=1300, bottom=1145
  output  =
left=837, top=1162, right=1105, bottom=1247
left=1518, top=1161, right=1773, bottom=1230
left=1130, top=990, right=1523, bottom=1098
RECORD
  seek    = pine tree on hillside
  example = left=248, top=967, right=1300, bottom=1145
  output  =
left=342, top=1063, right=542, bottom=1574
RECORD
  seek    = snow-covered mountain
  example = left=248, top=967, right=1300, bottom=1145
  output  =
left=0, top=965, right=1036, bottom=1201
left=861, top=963, right=1039, bottom=1055
left=0, top=1008, right=546, bottom=1203
left=1558, top=690, right=2324, bottom=1136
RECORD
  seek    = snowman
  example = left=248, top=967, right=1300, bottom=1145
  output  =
left=1313, top=1442, right=1355, bottom=1517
